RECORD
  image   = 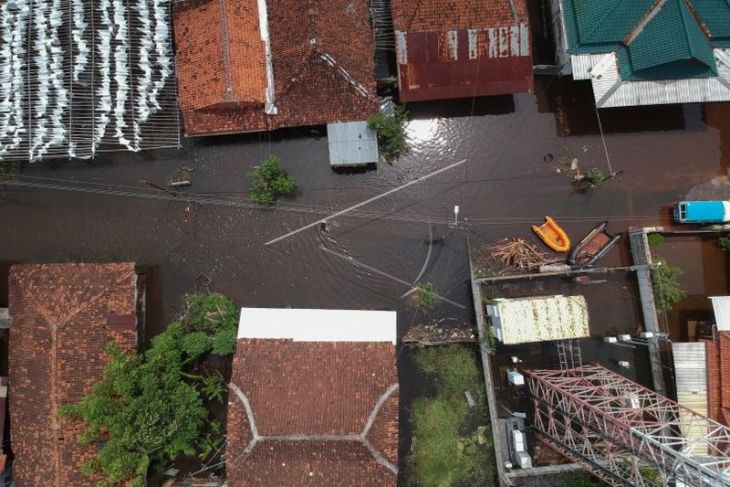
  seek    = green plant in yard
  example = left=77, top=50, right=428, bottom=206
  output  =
left=409, top=346, right=494, bottom=486
left=414, top=282, right=439, bottom=309
left=60, top=292, right=239, bottom=487
left=410, top=398, right=465, bottom=486
left=249, top=155, right=296, bottom=204
left=585, top=168, right=606, bottom=188
left=557, top=471, right=600, bottom=487
left=719, top=234, right=730, bottom=251
left=647, top=233, right=664, bottom=247
left=415, top=345, right=484, bottom=401
left=638, top=465, right=661, bottom=483
left=651, top=257, right=686, bottom=311
left=367, top=105, right=408, bottom=162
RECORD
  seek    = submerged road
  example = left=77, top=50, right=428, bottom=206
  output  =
left=0, top=82, right=728, bottom=341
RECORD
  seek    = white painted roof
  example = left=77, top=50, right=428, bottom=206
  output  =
left=238, top=307, right=397, bottom=344
left=710, top=296, right=730, bottom=331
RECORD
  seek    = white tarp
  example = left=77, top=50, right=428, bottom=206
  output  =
left=487, top=295, right=589, bottom=344
left=0, top=0, right=176, bottom=160
left=238, top=307, right=397, bottom=344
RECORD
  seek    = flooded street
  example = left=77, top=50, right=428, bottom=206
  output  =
left=1, top=77, right=729, bottom=481
left=0, top=80, right=728, bottom=333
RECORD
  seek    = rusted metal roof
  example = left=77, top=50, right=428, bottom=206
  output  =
left=391, top=0, right=533, bottom=102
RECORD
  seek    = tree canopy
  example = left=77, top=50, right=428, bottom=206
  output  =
left=60, top=292, right=238, bottom=487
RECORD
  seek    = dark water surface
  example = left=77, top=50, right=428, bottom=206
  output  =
left=0, top=80, right=728, bottom=479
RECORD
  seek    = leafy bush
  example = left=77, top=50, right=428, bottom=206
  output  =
left=651, top=257, right=686, bottom=311
left=719, top=235, right=730, bottom=251
left=414, top=282, right=439, bottom=309
left=368, top=105, right=408, bottom=162
left=409, top=346, right=494, bottom=486
left=647, top=233, right=664, bottom=247
left=179, top=292, right=238, bottom=355
left=60, top=292, right=238, bottom=486
left=249, top=155, right=296, bottom=204
left=585, top=168, right=606, bottom=188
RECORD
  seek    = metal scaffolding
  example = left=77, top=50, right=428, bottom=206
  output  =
left=0, top=0, right=179, bottom=162
left=525, top=364, right=730, bottom=487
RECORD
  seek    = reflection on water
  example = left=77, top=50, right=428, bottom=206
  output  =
left=406, top=119, right=440, bottom=144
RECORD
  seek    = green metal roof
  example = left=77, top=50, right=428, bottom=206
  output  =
left=562, top=0, right=730, bottom=80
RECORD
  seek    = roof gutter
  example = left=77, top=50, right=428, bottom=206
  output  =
left=256, top=0, right=277, bottom=115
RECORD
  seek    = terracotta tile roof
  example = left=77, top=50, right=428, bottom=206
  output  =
left=391, top=0, right=527, bottom=32
left=226, top=339, right=398, bottom=486
left=8, top=263, right=141, bottom=487
left=174, top=0, right=378, bottom=136
left=175, top=0, right=268, bottom=111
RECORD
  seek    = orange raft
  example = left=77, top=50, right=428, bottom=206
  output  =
left=531, top=216, right=571, bottom=252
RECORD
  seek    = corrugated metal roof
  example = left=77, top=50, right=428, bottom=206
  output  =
left=673, top=342, right=707, bottom=394
left=487, top=295, right=589, bottom=345
left=327, top=121, right=379, bottom=166
left=673, top=342, right=709, bottom=455
left=569, top=49, right=730, bottom=107
left=711, top=296, right=730, bottom=331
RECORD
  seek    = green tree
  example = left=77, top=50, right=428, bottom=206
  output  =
left=249, top=155, right=296, bottom=204
left=60, top=337, right=208, bottom=487
left=719, top=234, right=730, bottom=251
left=651, top=257, right=686, bottom=311
left=414, top=282, right=439, bottom=309
left=367, top=105, right=408, bottom=162
left=60, top=292, right=239, bottom=486
left=585, top=168, right=606, bottom=188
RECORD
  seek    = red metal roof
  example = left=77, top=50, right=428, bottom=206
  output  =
left=391, top=0, right=533, bottom=102
left=8, top=263, right=140, bottom=487
left=705, top=332, right=730, bottom=425
left=174, top=0, right=378, bottom=136
left=226, top=338, right=398, bottom=486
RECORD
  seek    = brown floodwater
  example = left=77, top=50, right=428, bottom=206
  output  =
left=0, top=79, right=728, bottom=481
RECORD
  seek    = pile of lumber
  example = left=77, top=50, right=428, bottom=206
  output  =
left=488, top=238, right=549, bottom=269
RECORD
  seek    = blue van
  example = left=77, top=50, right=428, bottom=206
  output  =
left=673, top=201, right=730, bottom=224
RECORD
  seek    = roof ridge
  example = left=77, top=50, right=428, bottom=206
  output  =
left=227, top=380, right=399, bottom=475
left=18, top=266, right=136, bottom=329
left=625, top=0, right=666, bottom=46
left=278, top=47, right=320, bottom=97
left=679, top=0, right=712, bottom=64
left=318, top=51, right=373, bottom=100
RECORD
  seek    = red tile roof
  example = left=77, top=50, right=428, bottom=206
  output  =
left=8, top=263, right=141, bottom=487
left=226, top=339, right=398, bottom=486
left=175, top=0, right=268, bottom=110
left=174, top=0, right=378, bottom=136
left=390, top=0, right=533, bottom=102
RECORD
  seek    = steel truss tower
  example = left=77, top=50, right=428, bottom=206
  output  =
left=524, top=365, right=730, bottom=486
